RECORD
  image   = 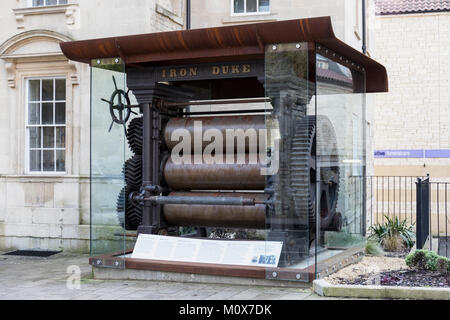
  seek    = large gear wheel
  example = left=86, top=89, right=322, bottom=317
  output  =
left=116, top=186, right=143, bottom=230
left=122, top=154, right=142, bottom=190
left=126, top=116, right=143, bottom=155
left=290, top=115, right=340, bottom=233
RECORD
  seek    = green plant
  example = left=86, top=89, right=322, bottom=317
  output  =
left=369, top=215, right=415, bottom=251
left=325, top=232, right=364, bottom=248
left=405, top=249, right=449, bottom=271
left=436, top=257, right=450, bottom=275
left=365, top=240, right=385, bottom=256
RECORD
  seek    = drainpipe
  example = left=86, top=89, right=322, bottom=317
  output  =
left=362, top=0, right=367, bottom=54
left=186, top=0, right=191, bottom=30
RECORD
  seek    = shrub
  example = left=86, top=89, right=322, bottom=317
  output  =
left=369, top=215, right=415, bottom=251
left=436, top=257, right=450, bottom=275
left=405, top=249, right=449, bottom=272
left=365, top=240, right=385, bottom=256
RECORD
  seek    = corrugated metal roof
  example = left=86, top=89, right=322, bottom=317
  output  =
left=375, top=0, right=450, bottom=15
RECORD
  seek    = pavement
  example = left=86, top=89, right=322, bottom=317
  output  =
left=0, top=250, right=340, bottom=300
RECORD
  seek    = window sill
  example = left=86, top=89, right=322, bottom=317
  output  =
left=222, top=12, right=278, bottom=24
left=13, top=4, right=78, bottom=28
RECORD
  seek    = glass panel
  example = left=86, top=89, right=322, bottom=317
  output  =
left=45, top=0, right=57, bottom=5
left=43, top=150, right=55, bottom=171
left=29, top=127, right=41, bottom=148
left=315, top=48, right=366, bottom=279
left=55, top=79, right=66, bottom=100
left=90, top=58, right=130, bottom=262
left=246, top=0, right=257, bottom=12
left=43, top=127, right=54, bottom=148
left=28, top=103, right=40, bottom=125
left=233, top=0, right=244, bottom=13
left=33, top=0, right=44, bottom=7
left=42, top=80, right=53, bottom=101
left=30, top=150, right=41, bottom=171
left=28, top=80, right=40, bottom=102
left=264, top=42, right=314, bottom=281
left=59, top=0, right=68, bottom=4
left=56, top=150, right=65, bottom=172
left=56, top=127, right=65, bottom=148
left=42, top=103, right=53, bottom=124
left=55, top=103, right=65, bottom=124
left=259, top=0, right=270, bottom=12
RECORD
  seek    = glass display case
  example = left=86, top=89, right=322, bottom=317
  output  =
left=90, top=58, right=137, bottom=262
left=62, top=17, right=388, bottom=282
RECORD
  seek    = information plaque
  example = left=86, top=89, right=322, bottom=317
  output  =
left=131, top=234, right=283, bottom=268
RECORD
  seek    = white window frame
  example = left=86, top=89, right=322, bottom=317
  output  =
left=28, top=0, right=68, bottom=7
left=25, top=76, right=67, bottom=175
left=231, top=0, right=271, bottom=16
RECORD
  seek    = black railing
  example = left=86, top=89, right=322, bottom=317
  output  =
left=415, top=179, right=450, bottom=258
left=351, top=175, right=449, bottom=258
left=355, top=175, right=427, bottom=228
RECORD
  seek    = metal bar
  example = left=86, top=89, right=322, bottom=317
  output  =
left=142, top=103, right=152, bottom=228
left=163, top=98, right=271, bottom=108
left=186, top=0, right=191, bottom=30
left=382, top=176, right=384, bottom=223
left=388, top=176, right=390, bottom=218
left=182, top=109, right=270, bottom=116
left=416, top=178, right=422, bottom=249
left=377, top=176, right=379, bottom=224
left=404, top=176, right=407, bottom=222
left=146, top=195, right=257, bottom=206
left=429, top=178, right=432, bottom=251
left=437, top=183, right=440, bottom=250
left=152, top=107, right=161, bottom=229
left=446, top=183, right=448, bottom=257
left=362, top=0, right=367, bottom=54
left=393, top=176, right=396, bottom=218
left=411, top=176, right=413, bottom=224
left=370, top=176, right=373, bottom=229
left=354, top=176, right=356, bottom=233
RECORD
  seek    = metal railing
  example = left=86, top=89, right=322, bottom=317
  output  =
left=349, top=176, right=427, bottom=229
left=416, top=178, right=449, bottom=257
left=350, top=174, right=449, bottom=258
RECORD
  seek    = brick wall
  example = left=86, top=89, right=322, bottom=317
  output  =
left=373, top=13, right=450, bottom=175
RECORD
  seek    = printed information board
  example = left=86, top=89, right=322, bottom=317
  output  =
left=131, top=234, right=283, bottom=268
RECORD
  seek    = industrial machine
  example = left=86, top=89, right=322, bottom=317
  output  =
left=61, top=17, right=388, bottom=280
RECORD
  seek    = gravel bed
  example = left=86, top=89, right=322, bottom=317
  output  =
left=325, top=255, right=450, bottom=288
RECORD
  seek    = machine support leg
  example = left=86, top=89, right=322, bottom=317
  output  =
left=151, top=107, right=161, bottom=230
left=138, top=102, right=154, bottom=235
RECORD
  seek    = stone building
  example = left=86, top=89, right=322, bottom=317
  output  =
left=373, top=0, right=450, bottom=178
left=0, top=0, right=378, bottom=253
left=0, top=0, right=186, bottom=252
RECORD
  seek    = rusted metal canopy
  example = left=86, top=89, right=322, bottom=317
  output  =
left=60, top=16, right=388, bottom=93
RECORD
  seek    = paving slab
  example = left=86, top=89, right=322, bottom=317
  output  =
left=0, top=251, right=345, bottom=300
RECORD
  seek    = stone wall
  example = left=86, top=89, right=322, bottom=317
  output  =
left=373, top=12, right=450, bottom=178
left=0, top=0, right=185, bottom=252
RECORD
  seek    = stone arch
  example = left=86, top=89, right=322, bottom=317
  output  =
left=0, top=30, right=76, bottom=87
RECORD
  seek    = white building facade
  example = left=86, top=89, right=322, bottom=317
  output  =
left=0, top=0, right=186, bottom=252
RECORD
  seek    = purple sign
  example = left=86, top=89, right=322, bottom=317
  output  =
left=375, top=149, right=450, bottom=158
left=374, top=150, right=424, bottom=158
left=425, top=149, right=450, bottom=158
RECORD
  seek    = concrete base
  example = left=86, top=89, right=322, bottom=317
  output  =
left=92, top=266, right=311, bottom=288
left=313, top=279, right=450, bottom=300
